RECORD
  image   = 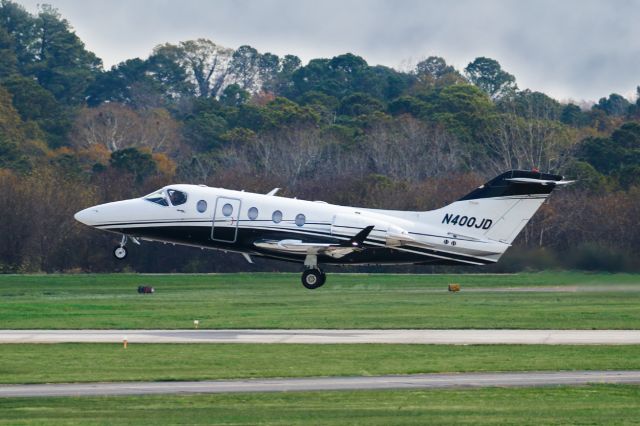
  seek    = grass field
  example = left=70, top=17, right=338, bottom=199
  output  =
left=1, top=273, right=640, bottom=424
left=1, top=385, right=640, bottom=425
left=1, top=272, right=640, bottom=329
left=2, top=344, right=640, bottom=384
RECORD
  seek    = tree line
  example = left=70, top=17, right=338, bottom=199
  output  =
left=1, top=0, right=639, bottom=273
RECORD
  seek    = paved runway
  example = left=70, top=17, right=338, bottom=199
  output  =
left=1, top=371, right=639, bottom=398
left=1, top=329, right=640, bottom=344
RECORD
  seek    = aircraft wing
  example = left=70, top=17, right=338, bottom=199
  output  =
left=253, top=226, right=374, bottom=259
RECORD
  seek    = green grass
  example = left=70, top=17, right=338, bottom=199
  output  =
left=1, top=386, right=640, bottom=425
left=1, top=344, right=639, bottom=384
left=1, top=272, right=640, bottom=329
left=2, top=273, right=639, bottom=423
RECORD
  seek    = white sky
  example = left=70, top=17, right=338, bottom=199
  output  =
left=15, top=0, right=640, bottom=102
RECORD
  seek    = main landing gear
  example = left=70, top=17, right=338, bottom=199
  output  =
left=301, top=254, right=326, bottom=290
left=301, top=268, right=326, bottom=290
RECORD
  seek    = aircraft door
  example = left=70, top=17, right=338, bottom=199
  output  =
left=212, top=197, right=241, bottom=243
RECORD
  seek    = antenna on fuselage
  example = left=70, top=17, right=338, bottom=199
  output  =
left=266, top=188, right=280, bottom=196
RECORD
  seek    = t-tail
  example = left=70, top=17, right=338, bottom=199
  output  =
left=427, top=170, right=572, bottom=247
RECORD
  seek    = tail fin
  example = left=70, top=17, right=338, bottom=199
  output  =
left=429, top=170, right=571, bottom=244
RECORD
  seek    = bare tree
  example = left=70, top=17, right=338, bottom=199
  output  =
left=362, top=116, right=465, bottom=181
left=153, top=39, right=233, bottom=98
left=0, top=167, right=99, bottom=272
left=479, top=114, right=576, bottom=174
left=70, top=103, right=183, bottom=155
left=221, top=126, right=327, bottom=186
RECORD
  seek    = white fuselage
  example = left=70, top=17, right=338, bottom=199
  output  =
left=74, top=184, right=509, bottom=266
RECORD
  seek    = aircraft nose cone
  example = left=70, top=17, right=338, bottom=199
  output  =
left=74, top=207, right=98, bottom=226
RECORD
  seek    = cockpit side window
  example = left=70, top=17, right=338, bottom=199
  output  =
left=167, top=189, right=187, bottom=206
left=144, top=189, right=169, bottom=207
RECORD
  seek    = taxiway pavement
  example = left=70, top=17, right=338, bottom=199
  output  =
left=1, top=371, right=639, bottom=398
left=2, top=329, right=640, bottom=344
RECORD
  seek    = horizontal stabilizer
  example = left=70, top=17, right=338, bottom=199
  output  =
left=458, top=170, right=566, bottom=201
left=505, top=177, right=575, bottom=186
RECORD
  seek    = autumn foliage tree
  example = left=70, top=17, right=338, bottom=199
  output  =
left=1, top=0, right=640, bottom=272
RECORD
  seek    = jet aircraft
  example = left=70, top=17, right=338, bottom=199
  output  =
left=74, top=170, right=571, bottom=289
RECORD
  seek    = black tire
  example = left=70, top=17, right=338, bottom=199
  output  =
left=301, top=269, right=325, bottom=290
left=113, top=246, right=128, bottom=260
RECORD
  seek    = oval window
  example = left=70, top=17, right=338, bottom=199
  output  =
left=248, top=207, right=259, bottom=220
left=295, top=213, right=306, bottom=227
left=272, top=210, right=283, bottom=223
left=222, top=203, right=233, bottom=217
left=197, top=200, right=207, bottom=213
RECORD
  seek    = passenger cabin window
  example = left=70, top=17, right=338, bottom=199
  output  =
left=144, top=189, right=169, bottom=207
left=248, top=207, right=259, bottom=220
left=222, top=203, right=233, bottom=216
left=272, top=210, right=283, bottom=223
left=295, top=214, right=306, bottom=227
left=167, top=189, right=187, bottom=206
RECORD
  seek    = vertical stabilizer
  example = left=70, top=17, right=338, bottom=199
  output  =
left=425, top=170, right=569, bottom=244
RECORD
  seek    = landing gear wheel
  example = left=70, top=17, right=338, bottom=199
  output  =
left=113, top=246, right=128, bottom=260
left=301, top=269, right=325, bottom=290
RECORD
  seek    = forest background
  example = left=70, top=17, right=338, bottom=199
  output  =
left=1, top=1, right=638, bottom=273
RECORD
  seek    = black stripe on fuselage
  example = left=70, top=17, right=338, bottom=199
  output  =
left=98, top=219, right=473, bottom=244
left=239, top=224, right=492, bottom=265
left=99, top=221, right=494, bottom=266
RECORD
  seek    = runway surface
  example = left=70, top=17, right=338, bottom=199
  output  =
left=2, top=329, right=640, bottom=344
left=2, top=371, right=639, bottom=398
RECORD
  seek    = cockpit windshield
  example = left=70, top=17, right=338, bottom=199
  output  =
left=144, top=189, right=169, bottom=206
left=167, top=189, right=187, bottom=206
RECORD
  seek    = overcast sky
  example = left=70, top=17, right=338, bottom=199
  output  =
left=15, top=0, right=640, bottom=102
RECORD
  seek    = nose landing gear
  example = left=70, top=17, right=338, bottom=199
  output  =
left=113, top=246, right=127, bottom=259
left=113, top=235, right=128, bottom=260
